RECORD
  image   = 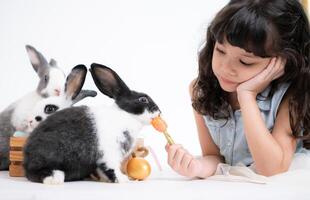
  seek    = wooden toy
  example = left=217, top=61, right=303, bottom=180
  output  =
left=126, top=156, right=151, bottom=181
left=9, top=136, right=27, bottom=177
left=121, top=138, right=152, bottom=181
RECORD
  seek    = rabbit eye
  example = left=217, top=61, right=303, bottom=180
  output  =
left=44, top=75, right=49, bottom=83
left=138, top=97, right=149, bottom=104
left=44, top=104, right=59, bottom=114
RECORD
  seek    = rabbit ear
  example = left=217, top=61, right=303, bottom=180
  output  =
left=89, top=63, right=131, bottom=99
left=71, top=90, right=97, bottom=105
left=64, top=65, right=87, bottom=101
left=25, top=45, right=49, bottom=78
left=49, top=58, right=57, bottom=67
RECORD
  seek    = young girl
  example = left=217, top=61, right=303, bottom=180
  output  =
left=166, top=0, right=310, bottom=178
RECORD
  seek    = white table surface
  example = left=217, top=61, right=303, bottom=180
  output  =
left=1, top=168, right=310, bottom=200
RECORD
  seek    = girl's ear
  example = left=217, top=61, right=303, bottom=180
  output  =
left=64, top=65, right=87, bottom=101
left=89, top=63, right=131, bottom=99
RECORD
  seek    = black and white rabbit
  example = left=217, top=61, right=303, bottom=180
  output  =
left=23, top=63, right=161, bottom=184
left=26, top=65, right=97, bottom=132
left=0, top=45, right=66, bottom=170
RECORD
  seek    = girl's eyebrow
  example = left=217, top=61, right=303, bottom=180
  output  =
left=217, top=41, right=258, bottom=58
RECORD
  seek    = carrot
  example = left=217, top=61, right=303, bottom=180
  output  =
left=151, top=116, right=167, bottom=132
left=151, top=116, right=174, bottom=145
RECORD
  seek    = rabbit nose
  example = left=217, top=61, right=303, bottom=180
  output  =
left=150, top=105, right=160, bottom=112
left=35, top=116, right=42, bottom=122
left=29, top=120, right=33, bottom=124
left=54, top=89, right=60, bottom=96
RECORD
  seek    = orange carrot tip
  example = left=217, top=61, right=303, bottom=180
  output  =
left=151, top=116, right=167, bottom=133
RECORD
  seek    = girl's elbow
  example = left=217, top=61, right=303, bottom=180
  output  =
left=256, top=165, right=290, bottom=177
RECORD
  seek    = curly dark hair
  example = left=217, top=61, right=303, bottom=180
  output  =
left=192, top=0, right=310, bottom=148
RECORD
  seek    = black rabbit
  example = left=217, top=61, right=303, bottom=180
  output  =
left=23, top=63, right=160, bottom=184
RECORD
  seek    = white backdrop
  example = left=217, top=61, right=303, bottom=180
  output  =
left=0, top=0, right=228, bottom=169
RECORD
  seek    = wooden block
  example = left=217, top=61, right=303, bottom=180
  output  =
left=9, top=150, right=23, bottom=162
left=9, top=137, right=27, bottom=177
left=9, top=163, right=25, bottom=177
left=10, top=137, right=26, bottom=149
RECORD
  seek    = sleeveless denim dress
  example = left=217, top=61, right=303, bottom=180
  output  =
left=203, top=83, right=304, bottom=166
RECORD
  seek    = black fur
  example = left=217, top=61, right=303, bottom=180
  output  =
left=120, top=130, right=133, bottom=156
left=97, top=163, right=116, bottom=182
left=116, top=91, right=159, bottom=115
left=23, top=106, right=101, bottom=182
left=90, top=63, right=160, bottom=115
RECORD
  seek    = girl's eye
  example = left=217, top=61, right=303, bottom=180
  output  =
left=240, top=60, right=253, bottom=66
left=44, top=104, right=59, bottom=114
left=216, top=48, right=225, bottom=55
left=138, top=97, right=149, bottom=104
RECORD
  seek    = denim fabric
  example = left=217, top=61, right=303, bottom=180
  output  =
left=203, top=83, right=303, bottom=166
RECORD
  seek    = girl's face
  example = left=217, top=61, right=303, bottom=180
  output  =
left=212, top=41, right=272, bottom=92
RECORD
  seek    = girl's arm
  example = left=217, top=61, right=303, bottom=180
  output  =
left=192, top=103, right=224, bottom=178
left=165, top=80, right=224, bottom=178
left=238, top=91, right=296, bottom=176
left=237, top=57, right=297, bottom=176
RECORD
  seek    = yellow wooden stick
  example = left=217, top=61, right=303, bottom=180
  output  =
left=151, top=116, right=175, bottom=145
left=163, top=131, right=175, bottom=145
left=301, top=0, right=309, bottom=19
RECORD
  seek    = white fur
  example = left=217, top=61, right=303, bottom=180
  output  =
left=8, top=68, right=65, bottom=133
left=41, top=67, right=66, bottom=97
left=43, top=170, right=65, bottom=185
left=25, top=65, right=94, bottom=132
left=90, top=103, right=160, bottom=181
left=11, top=91, right=43, bottom=131
left=27, top=95, right=71, bottom=132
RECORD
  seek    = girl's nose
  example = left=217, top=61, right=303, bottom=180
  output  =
left=227, top=69, right=237, bottom=76
left=222, top=59, right=237, bottom=76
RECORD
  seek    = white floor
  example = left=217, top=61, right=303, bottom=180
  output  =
left=1, top=168, right=310, bottom=200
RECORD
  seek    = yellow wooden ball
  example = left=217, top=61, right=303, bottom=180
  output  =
left=127, top=157, right=151, bottom=180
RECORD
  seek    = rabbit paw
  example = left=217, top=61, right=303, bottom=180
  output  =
left=43, top=170, right=65, bottom=185
left=116, top=172, right=130, bottom=183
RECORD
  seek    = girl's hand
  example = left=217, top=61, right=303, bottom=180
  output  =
left=237, top=57, right=286, bottom=98
left=165, top=144, right=202, bottom=178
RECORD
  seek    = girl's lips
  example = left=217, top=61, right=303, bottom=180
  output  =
left=219, top=76, right=237, bottom=84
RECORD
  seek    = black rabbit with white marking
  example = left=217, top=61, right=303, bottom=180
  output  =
left=23, top=63, right=160, bottom=184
